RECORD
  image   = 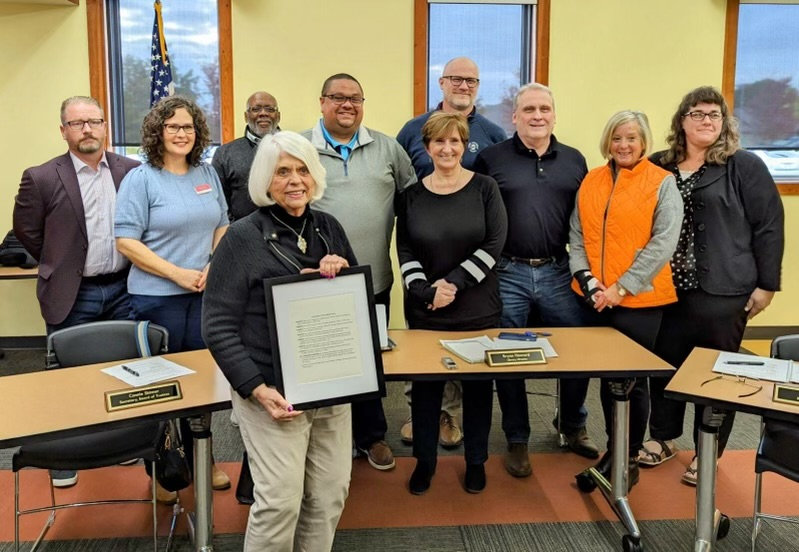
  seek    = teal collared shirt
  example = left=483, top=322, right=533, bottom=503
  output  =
left=320, top=120, right=359, bottom=161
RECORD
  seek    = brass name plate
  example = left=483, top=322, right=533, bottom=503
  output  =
left=105, top=381, right=183, bottom=412
left=485, top=347, right=547, bottom=367
left=773, top=383, right=799, bottom=406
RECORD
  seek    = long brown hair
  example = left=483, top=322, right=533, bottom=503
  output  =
left=661, top=86, right=740, bottom=165
left=140, top=96, right=210, bottom=168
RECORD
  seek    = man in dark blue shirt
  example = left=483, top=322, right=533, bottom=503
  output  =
left=397, top=57, right=507, bottom=450
left=474, top=83, right=599, bottom=478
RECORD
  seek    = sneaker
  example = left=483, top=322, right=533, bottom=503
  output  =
left=361, top=440, right=396, bottom=471
left=439, top=411, right=463, bottom=448
left=503, top=443, right=532, bottom=478
left=212, top=464, right=231, bottom=490
left=562, top=426, right=600, bottom=459
left=400, top=417, right=413, bottom=445
left=50, top=469, right=78, bottom=488
left=638, top=439, right=678, bottom=467
left=155, top=480, right=178, bottom=505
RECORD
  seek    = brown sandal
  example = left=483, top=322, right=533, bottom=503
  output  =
left=638, top=439, right=677, bottom=467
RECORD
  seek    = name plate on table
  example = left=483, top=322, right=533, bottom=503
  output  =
left=104, top=381, right=183, bottom=412
left=485, top=347, right=546, bottom=367
left=773, top=383, right=799, bottom=406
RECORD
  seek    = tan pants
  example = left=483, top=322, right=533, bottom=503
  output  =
left=232, top=391, right=352, bottom=552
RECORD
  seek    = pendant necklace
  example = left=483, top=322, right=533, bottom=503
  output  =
left=271, top=212, right=308, bottom=253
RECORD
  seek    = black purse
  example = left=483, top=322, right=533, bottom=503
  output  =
left=155, top=419, right=192, bottom=492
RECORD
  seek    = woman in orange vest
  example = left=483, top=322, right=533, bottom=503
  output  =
left=569, top=110, right=683, bottom=488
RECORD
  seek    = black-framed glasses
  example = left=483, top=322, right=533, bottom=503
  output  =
left=700, top=374, right=763, bottom=398
left=684, top=111, right=723, bottom=122
left=248, top=105, right=279, bottom=114
left=63, top=119, right=105, bottom=130
left=163, top=124, right=196, bottom=135
left=322, top=94, right=365, bottom=106
left=441, top=75, right=480, bottom=88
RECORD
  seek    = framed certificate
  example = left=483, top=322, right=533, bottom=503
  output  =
left=263, top=266, right=386, bottom=410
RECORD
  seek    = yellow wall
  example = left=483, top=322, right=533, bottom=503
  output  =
left=0, top=0, right=795, bottom=336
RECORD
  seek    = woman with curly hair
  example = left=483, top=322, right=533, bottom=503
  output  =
left=115, top=96, right=230, bottom=495
left=640, top=86, right=784, bottom=485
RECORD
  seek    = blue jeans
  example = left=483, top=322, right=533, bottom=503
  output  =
left=130, top=293, right=204, bottom=353
left=495, top=255, right=598, bottom=443
left=46, top=277, right=131, bottom=334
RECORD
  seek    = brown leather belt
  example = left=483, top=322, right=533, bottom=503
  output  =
left=509, top=256, right=555, bottom=267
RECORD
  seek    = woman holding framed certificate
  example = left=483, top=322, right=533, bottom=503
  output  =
left=396, top=112, right=507, bottom=495
left=202, top=131, right=357, bottom=551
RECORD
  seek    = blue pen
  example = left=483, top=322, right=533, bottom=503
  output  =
left=525, top=331, right=552, bottom=338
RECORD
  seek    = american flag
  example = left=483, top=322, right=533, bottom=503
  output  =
left=149, top=0, right=174, bottom=107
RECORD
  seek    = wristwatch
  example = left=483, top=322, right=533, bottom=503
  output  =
left=617, top=284, right=628, bottom=297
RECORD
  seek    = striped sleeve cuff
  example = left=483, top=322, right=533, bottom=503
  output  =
left=401, top=260, right=428, bottom=289
left=459, top=248, right=495, bottom=284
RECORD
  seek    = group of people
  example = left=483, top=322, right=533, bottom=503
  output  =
left=13, top=55, right=784, bottom=551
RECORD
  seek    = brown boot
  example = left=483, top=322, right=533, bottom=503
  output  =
left=504, top=443, right=532, bottom=477
left=155, top=480, right=178, bottom=505
left=212, top=464, right=231, bottom=490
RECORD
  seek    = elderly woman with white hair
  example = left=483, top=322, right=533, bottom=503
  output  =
left=202, top=130, right=356, bottom=551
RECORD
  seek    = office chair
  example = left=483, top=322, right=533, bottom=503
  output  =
left=751, top=334, right=799, bottom=551
left=13, top=320, right=178, bottom=552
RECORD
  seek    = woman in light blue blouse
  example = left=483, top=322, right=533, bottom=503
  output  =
left=115, top=96, right=230, bottom=495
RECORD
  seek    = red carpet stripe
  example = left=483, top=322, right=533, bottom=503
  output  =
left=1, top=450, right=797, bottom=542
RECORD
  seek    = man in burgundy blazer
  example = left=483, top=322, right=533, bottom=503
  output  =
left=14, top=96, right=140, bottom=334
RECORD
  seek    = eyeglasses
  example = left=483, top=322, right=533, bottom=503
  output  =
left=323, top=94, right=365, bottom=106
left=700, top=374, right=763, bottom=398
left=684, top=111, right=723, bottom=122
left=442, top=76, right=480, bottom=88
left=248, top=105, right=279, bottom=114
left=63, top=119, right=104, bottom=130
left=163, top=124, right=196, bottom=135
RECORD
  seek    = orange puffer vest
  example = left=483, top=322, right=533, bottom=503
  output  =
left=571, top=159, right=677, bottom=308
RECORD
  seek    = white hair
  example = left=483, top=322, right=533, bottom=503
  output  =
left=248, top=131, right=327, bottom=207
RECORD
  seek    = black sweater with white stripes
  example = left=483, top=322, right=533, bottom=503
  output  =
left=396, top=173, right=507, bottom=330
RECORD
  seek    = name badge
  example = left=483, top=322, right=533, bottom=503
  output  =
left=195, top=183, right=212, bottom=195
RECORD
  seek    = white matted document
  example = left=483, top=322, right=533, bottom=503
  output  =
left=264, top=266, right=385, bottom=410
left=102, top=357, right=196, bottom=387
left=712, top=351, right=797, bottom=383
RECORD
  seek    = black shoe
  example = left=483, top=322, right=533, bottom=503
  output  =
left=409, top=460, right=435, bottom=495
left=236, top=452, right=255, bottom=505
left=593, top=451, right=639, bottom=491
left=464, top=463, right=486, bottom=494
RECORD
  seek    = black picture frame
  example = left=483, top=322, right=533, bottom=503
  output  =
left=263, top=265, right=386, bottom=410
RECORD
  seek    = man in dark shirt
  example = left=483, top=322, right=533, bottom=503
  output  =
left=396, top=57, right=507, bottom=449
left=212, top=91, right=281, bottom=220
left=474, top=83, right=599, bottom=478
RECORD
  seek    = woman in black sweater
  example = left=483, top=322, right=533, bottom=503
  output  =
left=202, top=131, right=356, bottom=551
left=397, top=112, right=508, bottom=495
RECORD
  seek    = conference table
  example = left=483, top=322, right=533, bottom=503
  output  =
left=384, top=327, right=673, bottom=552
left=664, top=347, right=799, bottom=552
left=0, top=348, right=231, bottom=552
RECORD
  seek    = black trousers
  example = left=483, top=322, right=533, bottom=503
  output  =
left=352, top=288, right=390, bottom=449
left=650, top=289, right=749, bottom=455
left=600, top=307, right=662, bottom=457
left=411, top=379, right=493, bottom=467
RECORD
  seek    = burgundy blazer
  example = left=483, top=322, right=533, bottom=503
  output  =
left=13, top=152, right=140, bottom=325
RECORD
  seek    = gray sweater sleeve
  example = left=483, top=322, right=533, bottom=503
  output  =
left=568, top=196, right=590, bottom=275
left=616, top=174, right=683, bottom=295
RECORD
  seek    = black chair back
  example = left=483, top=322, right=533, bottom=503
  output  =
left=771, top=334, right=799, bottom=362
left=46, top=320, right=168, bottom=369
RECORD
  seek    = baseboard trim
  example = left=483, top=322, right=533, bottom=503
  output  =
left=744, top=326, right=799, bottom=340
left=0, top=335, right=46, bottom=349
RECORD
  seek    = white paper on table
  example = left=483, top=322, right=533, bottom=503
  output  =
left=492, top=337, right=558, bottom=358
left=102, top=356, right=196, bottom=387
left=440, top=336, right=495, bottom=363
left=712, top=351, right=796, bottom=383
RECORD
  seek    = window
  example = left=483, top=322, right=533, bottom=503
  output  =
left=85, top=0, right=234, bottom=152
left=415, top=0, right=549, bottom=135
left=725, top=1, right=799, bottom=188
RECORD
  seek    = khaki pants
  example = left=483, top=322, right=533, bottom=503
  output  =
left=405, top=380, right=462, bottom=419
left=232, top=391, right=352, bottom=552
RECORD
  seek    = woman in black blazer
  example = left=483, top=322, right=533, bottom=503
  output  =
left=640, top=86, right=784, bottom=485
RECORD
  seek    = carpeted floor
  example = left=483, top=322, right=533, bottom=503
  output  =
left=1, top=341, right=796, bottom=551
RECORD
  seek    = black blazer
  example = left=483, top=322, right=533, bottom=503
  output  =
left=13, top=152, right=140, bottom=325
left=650, top=149, right=784, bottom=295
